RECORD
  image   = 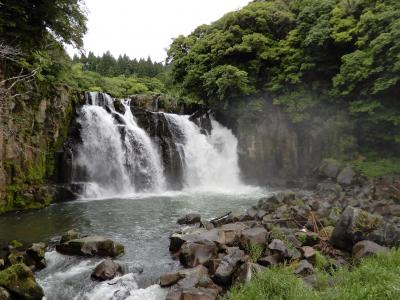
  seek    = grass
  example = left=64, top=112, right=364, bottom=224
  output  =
left=350, top=155, right=400, bottom=178
left=229, top=249, right=400, bottom=300
left=246, top=244, right=264, bottom=262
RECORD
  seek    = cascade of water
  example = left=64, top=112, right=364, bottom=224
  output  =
left=164, top=114, right=242, bottom=191
left=73, top=92, right=165, bottom=197
left=72, top=92, right=244, bottom=197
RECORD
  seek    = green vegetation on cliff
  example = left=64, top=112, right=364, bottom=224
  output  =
left=167, top=0, right=400, bottom=153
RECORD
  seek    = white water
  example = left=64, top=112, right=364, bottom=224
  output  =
left=74, top=93, right=165, bottom=197
left=165, top=114, right=243, bottom=192
left=74, top=92, right=249, bottom=197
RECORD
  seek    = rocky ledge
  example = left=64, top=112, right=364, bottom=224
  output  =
left=161, top=171, right=400, bottom=299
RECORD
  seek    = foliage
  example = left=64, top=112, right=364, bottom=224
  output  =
left=167, top=0, right=400, bottom=150
left=230, top=250, right=400, bottom=300
left=73, top=51, right=165, bottom=78
left=349, top=153, right=400, bottom=178
left=246, top=244, right=264, bottom=262
left=0, top=0, right=87, bottom=50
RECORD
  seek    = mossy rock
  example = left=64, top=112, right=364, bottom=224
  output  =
left=0, top=263, right=44, bottom=300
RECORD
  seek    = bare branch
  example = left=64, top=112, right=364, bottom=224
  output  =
left=0, top=43, right=22, bottom=62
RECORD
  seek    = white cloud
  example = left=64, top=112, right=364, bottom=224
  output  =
left=68, top=0, right=250, bottom=62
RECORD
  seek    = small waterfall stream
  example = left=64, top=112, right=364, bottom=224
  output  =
left=72, top=92, right=245, bottom=197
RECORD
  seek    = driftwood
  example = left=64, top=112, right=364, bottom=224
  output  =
left=210, top=211, right=232, bottom=223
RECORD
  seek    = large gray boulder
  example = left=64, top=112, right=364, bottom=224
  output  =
left=213, top=247, right=245, bottom=286
left=91, top=258, right=123, bottom=281
left=56, top=236, right=124, bottom=257
left=179, top=240, right=217, bottom=268
left=352, top=240, right=388, bottom=259
left=331, top=206, right=400, bottom=250
left=337, top=167, right=356, bottom=185
left=177, top=213, right=201, bottom=225
left=239, top=227, right=268, bottom=248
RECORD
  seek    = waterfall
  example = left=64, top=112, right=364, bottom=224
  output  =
left=71, top=92, right=244, bottom=198
left=73, top=92, right=165, bottom=197
left=164, top=114, right=242, bottom=191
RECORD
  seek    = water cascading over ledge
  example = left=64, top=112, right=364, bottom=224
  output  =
left=63, top=92, right=243, bottom=198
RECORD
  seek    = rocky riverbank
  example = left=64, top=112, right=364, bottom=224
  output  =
left=160, top=167, right=400, bottom=299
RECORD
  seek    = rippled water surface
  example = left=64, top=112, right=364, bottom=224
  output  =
left=0, top=188, right=269, bottom=299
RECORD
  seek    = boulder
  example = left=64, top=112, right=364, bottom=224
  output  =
left=26, top=243, right=46, bottom=270
left=0, top=287, right=11, bottom=300
left=177, top=265, right=209, bottom=289
left=257, top=254, right=281, bottom=267
left=60, top=229, right=81, bottom=244
left=0, top=263, right=44, bottom=300
left=245, top=207, right=258, bottom=219
left=233, top=262, right=266, bottom=284
left=170, top=228, right=225, bottom=253
left=352, top=240, right=388, bottom=259
left=239, top=227, right=268, bottom=248
left=294, top=260, right=314, bottom=277
left=179, top=240, right=217, bottom=268
left=91, top=258, right=123, bottom=281
left=177, top=213, right=201, bottom=225
left=268, top=239, right=289, bottom=258
left=166, top=287, right=218, bottom=300
left=319, top=159, right=341, bottom=179
left=329, top=206, right=397, bottom=250
left=213, top=248, right=245, bottom=285
left=337, top=167, right=356, bottom=186
left=219, top=222, right=248, bottom=246
left=56, top=236, right=124, bottom=257
left=300, top=246, right=316, bottom=260
left=160, top=272, right=184, bottom=287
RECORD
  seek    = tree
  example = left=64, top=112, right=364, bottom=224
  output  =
left=0, top=0, right=87, bottom=50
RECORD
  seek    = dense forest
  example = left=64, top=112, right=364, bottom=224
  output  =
left=167, top=0, right=400, bottom=154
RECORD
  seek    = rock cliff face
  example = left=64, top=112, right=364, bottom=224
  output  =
left=0, top=88, right=81, bottom=213
left=215, top=97, right=356, bottom=187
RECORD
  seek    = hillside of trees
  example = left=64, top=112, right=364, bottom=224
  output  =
left=167, top=0, right=400, bottom=154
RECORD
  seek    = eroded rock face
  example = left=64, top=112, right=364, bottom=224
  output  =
left=91, top=258, right=123, bottom=281
left=0, top=263, right=44, bottom=300
left=56, top=236, right=124, bottom=257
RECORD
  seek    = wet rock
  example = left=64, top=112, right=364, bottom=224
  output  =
left=177, top=213, right=201, bottom=225
left=239, top=227, right=268, bottom=248
left=294, top=260, right=314, bottom=276
left=113, top=100, right=126, bottom=114
left=213, top=247, right=245, bottom=285
left=160, top=272, right=184, bottom=287
left=177, top=265, right=209, bottom=289
left=329, top=206, right=399, bottom=250
left=26, top=243, right=46, bottom=270
left=0, top=263, right=44, bottom=300
left=233, top=262, right=266, bottom=284
left=0, top=287, right=11, bottom=300
left=60, top=229, right=81, bottom=244
left=91, top=258, right=123, bottom=281
left=7, top=251, right=26, bottom=266
left=56, top=236, right=124, bottom=257
left=180, top=240, right=217, bottom=268
left=337, top=167, right=356, bottom=186
left=257, top=253, right=281, bottom=267
left=352, top=240, right=388, bottom=259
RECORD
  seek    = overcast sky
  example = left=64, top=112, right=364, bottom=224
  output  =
left=68, top=0, right=251, bottom=62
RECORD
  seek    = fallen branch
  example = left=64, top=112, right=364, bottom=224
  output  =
left=210, top=211, right=232, bottom=222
